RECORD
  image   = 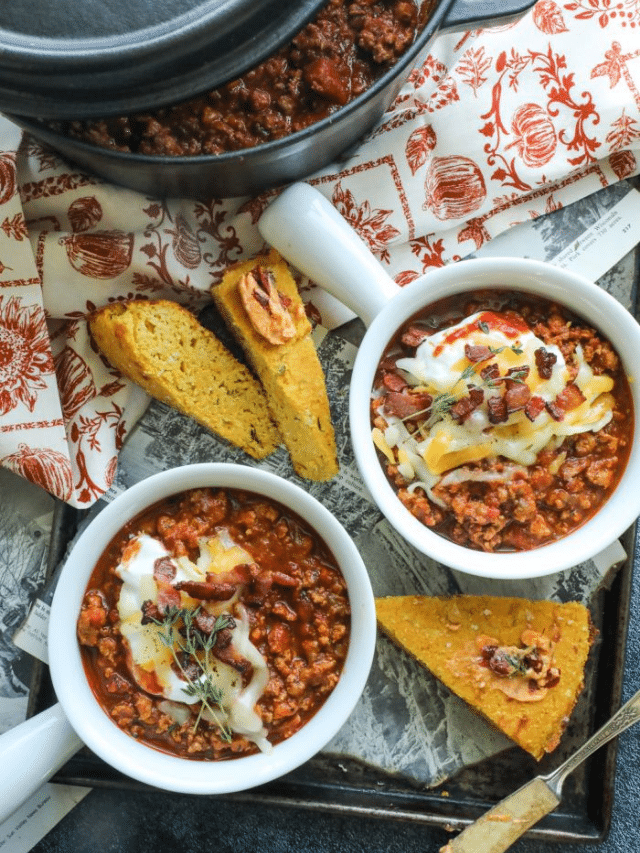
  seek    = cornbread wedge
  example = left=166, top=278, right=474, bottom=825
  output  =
left=375, top=595, right=595, bottom=760
left=89, top=299, right=281, bottom=459
left=213, top=250, right=338, bottom=481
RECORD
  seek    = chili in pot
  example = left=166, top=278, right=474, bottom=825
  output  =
left=50, top=0, right=423, bottom=156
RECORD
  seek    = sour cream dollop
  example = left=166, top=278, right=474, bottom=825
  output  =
left=115, top=531, right=271, bottom=752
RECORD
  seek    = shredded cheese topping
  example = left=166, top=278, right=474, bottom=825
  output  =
left=373, top=311, right=615, bottom=505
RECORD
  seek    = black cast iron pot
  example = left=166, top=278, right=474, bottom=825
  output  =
left=6, top=0, right=536, bottom=199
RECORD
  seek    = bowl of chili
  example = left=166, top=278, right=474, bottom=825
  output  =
left=0, top=463, right=376, bottom=811
left=259, top=183, right=640, bottom=580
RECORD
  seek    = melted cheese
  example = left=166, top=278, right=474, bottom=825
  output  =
left=114, top=531, right=271, bottom=751
left=377, top=311, right=615, bottom=502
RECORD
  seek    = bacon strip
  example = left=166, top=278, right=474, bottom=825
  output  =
left=174, top=580, right=238, bottom=601
left=174, top=563, right=253, bottom=601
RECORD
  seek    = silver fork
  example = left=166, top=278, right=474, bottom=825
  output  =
left=444, top=686, right=640, bottom=853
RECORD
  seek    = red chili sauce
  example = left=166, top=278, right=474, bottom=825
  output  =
left=77, top=487, right=350, bottom=760
left=50, top=0, right=424, bottom=156
left=371, top=290, right=634, bottom=552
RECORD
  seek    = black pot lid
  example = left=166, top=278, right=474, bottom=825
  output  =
left=0, top=0, right=327, bottom=119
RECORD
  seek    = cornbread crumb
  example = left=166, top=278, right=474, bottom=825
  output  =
left=375, top=594, right=595, bottom=760
left=89, top=299, right=281, bottom=459
left=213, top=250, right=338, bottom=481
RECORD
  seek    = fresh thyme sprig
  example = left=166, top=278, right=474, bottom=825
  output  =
left=398, top=341, right=527, bottom=431
left=149, top=605, right=235, bottom=740
left=400, top=363, right=478, bottom=431
left=504, top=365, right=529, bottom=383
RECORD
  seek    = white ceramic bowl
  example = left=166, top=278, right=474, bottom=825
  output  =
left=260, top=183, right=640, bottom=580
left=9, top=463, right=375, bottom=803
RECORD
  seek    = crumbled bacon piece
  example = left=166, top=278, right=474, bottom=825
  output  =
left=156, top=586, right=181, bottom=613
left=140, top=599, right=162, bottom=625
left=487, top=395, right=508, bottom=423
left=557, top=382, right=586, bottom=409
left=378, top=355, right=397, bottom=372
left=193, top=609, right=221, bottom=634
left=401, top=325, right=429, bottom=348
left=546, top=382, right=586, bottom=421
left=383, top=389, right=433, bottom=419
left=153, top=557, right=177, bottom=583
left=535, top=347, right=557, bottom=379
left=506, top=365, right=530, bottom=382
left=450, top=388, right=484, bottom=423
left=382, top=371, right=408, bottom=392
left=505, top=382, right=531, bottom=413
left=524, top=395, right=546, bottom=421
left=465, top=343, right=493, bottom=363
left=214, top=627, right=253, bottom=679
left=480, top=362, right=500, bottom=384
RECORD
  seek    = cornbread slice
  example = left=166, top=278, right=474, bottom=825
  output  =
left=375, top=595, right=595, bottom=760
left=89, top=299, right=281, bottom=459
left=212, top=250, right=338, bottom=481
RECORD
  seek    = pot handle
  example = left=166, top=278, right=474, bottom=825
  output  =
left=258, top=182, right=399, bottom=327
left=0, top=703, right=83, bottom=824
left=442, top=0, right=537, bottom=29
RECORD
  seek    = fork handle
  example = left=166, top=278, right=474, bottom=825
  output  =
left=443, top=686, right=640, bottom=853
left=546, top=686, right=640, bottom=792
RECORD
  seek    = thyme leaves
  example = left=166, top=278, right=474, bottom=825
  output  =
left=148, top=605, right=235, bottom=740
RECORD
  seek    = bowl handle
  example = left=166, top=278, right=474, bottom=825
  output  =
left=259, top=182, right=399, bottom=327
left=442, top=0, right=537, bottom=29
left=0, top=703, right=83, bottom=824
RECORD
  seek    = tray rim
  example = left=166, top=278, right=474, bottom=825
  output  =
left=25, top=505, right=636, bottom=846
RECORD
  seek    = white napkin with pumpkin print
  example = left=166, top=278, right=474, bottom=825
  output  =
left=1, top=0, right=639, bottom=507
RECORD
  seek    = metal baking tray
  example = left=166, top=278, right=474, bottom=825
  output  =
left=27, top=519, right=634, bottom=844
left=26, top=228, right=640, bottom=844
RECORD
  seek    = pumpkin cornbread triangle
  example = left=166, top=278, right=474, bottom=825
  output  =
left=89, top=299, right=281, bottom=459
left=212, top=249, right=338, bottom=481
left=375, top=595, right=595, bottom=760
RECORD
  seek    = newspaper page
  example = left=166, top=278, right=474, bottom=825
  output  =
left=3, top=180, right=640, bottom=841
left=0, top=471, right=91, bottom=847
